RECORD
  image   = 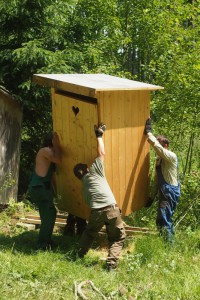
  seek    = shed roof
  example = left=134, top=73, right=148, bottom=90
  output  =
left=0, top=87, right=22, bottom=109
left=33, top=73, right=164, bottom=98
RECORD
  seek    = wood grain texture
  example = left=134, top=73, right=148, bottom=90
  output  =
left=52, top=90, right=98, bottom=218
left=35, top=74, right=162, bottom=218
left=0, top=89, right=22, bottom=203
left=98, top=90, right=150, bottom=216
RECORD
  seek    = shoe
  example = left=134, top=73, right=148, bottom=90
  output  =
left=78, top=248, right=88, bottom=258
left=63, top=226, right=76, bottom=236
left=35, top=244, right=49, bottom=251
left=35, top=240, right=57, bottom=251
left=48, top=240, right=57, bottom=249
left=106, top=265, right=116, bottom=272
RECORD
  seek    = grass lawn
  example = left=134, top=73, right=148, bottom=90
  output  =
left=0, top=206, right=199, bottom=300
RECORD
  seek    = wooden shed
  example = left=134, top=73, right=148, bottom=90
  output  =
left=33, top=74, right=163, bottom=219
left=0, top=88, right=22, bottom=204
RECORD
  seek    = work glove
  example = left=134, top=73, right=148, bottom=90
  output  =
left=144, top=118, right=152, bottom=134
left=145, top=197, right=154, bottom=208
left=94, top=123, right=106, bottom=137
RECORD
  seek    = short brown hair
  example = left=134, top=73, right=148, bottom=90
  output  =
left=43, top=132, right=53, bottom=147
left=157, top=135, right=169, bottom=146
left=73, top=163, right=88, bottom=179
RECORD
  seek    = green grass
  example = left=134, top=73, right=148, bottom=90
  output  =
left=0, top=208, right=199, bottom=300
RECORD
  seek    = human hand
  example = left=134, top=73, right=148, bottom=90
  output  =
left=52, top=132, right=60, bottom=146
left=144, top=118, right=152, bottom=135
left=94, top=123, right=106, bottom=138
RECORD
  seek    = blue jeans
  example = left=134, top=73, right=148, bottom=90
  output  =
left=156, top=186, right=180, bottom=242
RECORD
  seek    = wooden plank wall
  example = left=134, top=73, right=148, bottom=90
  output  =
left=51, top=89, right=98, bottom=219
left=97, top=90, right=150, bottom=216
left=51, top=88, right=150, bottom=218
left=0, top=90, right=22, bottom=203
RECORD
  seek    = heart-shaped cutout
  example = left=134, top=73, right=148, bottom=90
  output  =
left=72, top=106, right=79, bottom=116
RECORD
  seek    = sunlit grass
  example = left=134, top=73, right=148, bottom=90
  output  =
left=0, top=209, right=199, bottom=299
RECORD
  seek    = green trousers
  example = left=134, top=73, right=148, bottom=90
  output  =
left=29, top=185, right=57, bottom=247
left=80, top=206, right=126, bottom=268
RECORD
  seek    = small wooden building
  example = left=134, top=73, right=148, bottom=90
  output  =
left=33, top=74, right=163, bottom=219
left=0, top=88, right=22, bottom=203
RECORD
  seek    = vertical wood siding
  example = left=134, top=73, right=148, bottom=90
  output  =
left=97, top=90, right=150, bottom=216
left=52, top=89, right=98, bottom=218
left=0, top=91, right=22, bottom=203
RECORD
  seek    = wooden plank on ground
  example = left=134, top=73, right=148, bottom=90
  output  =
left=20, top=215, right=156, bottom=235
left=20, top=216, right=67, bottom=227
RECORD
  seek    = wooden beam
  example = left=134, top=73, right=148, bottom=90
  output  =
left=20, top=215, right=156, bottom=235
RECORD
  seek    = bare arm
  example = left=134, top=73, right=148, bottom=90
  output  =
left=40, top=135, right=62, bottom=165
left=35, top=133, right=61, bottom=177
left=94, top=124, right=106, bottom=161
left=97, top=137, right=105, bottom=160
left=147, top=132, right=176, bottom=162
left=38, top=146, right=61, bottom=163
left=52, top=132, right=62, bottom=164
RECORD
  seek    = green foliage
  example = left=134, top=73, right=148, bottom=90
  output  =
left=141, top=0, right=200, bottom=174
left=0, top=0, right=199, bottom=224
left=121, top=232, right=200, bottom=299
left=174, top=172, right=200, bottom=229
left=131, top=169, right=200, bottom=231
left=0, top=172, right=16, bottom=192
left=2, top=198, right=34, bottom=217
left=3, top=199, right=24, bottom=217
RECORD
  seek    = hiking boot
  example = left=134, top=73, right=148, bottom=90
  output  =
left=35, top=240, right=57, bottom=251
left=78, top=247, right=88, bottom=258
left=106, top=264, right=116, bottom=272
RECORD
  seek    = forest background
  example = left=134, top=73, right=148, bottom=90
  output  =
left=0, top=0, right=199, bottom=230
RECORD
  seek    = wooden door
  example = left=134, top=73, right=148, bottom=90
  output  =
left=52, top=90, right=98, bottom=219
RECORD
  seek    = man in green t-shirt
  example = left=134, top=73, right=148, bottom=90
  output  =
left=74, top=124, right=126, bottom=272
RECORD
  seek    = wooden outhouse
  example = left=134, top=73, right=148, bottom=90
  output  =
left=33, top=74, right=163, bottom=219
left=0, top=88, right=22, bottom=203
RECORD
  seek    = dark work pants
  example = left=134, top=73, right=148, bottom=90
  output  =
left=64, top=214, right=87, bottom=235
left=80, top=206, right=126, bottom=268
left=29, top=186, right=57, bottom=247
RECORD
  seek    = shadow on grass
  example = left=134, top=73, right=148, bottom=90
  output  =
left=0, top=230, right=82, bottom=256
left=0, top=228, right=115, bottom=263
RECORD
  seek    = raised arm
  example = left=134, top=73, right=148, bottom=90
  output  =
left=51, top=132, right=62, bottom=164
left=94, top=124, right=106, bottom=160
left=144, top=118, right=175, bottom=162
